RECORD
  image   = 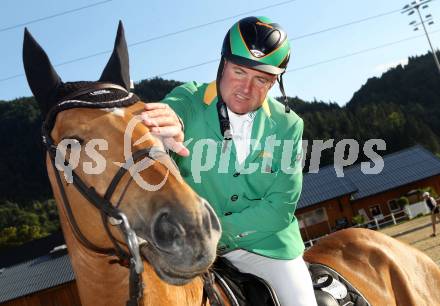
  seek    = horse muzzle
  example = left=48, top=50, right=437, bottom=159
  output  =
left=138, top=198, right=221, bottom=285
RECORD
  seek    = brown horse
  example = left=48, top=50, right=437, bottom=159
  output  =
left=23, top=22, right=440, bottom=306
left=304, top=228, right=440, bottom=306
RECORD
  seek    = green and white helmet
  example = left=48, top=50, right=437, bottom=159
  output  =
left=221, top=16, right=291, bottom=75
left=216, top=17, right=292, bottom=139
left=217, top=16, right=292, bottom=115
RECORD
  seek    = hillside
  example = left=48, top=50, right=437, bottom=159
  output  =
left=1, top=51, right=439, bottom=248
left=346, top=51, right=440, bottom=154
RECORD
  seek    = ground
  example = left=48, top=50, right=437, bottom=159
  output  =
left=380, top=215, right=440, bottom=266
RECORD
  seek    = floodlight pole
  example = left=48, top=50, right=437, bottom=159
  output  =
left=416, top=3, right=440, bottom=73
left=402, top=0, right=440, bottom=74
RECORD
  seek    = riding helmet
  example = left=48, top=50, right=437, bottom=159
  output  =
left=221, top=16, right=291, bottom=75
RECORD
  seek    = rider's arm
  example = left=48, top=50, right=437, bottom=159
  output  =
left=160, top=82, right=200, bottom=127
left=142, top=82, right=199, bottom=156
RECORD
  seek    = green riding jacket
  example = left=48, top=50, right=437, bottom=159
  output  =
left=161, top=81, right=305, bottom=259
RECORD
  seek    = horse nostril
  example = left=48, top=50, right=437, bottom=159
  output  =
left=203, top=200, right=221, bottom=234
left=152, top=211, right=184, bottom=251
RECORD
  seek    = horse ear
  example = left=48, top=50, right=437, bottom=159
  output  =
left=23, top=28, right=63, bottom=114
left=99, top=21, right=130, bottom=90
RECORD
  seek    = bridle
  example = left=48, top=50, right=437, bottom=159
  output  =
left=42, top=83, right=149, bottom=306
left=42, top=83, right=223, bottom=306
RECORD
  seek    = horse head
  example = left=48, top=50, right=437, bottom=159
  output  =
left=22, top=22, right=221, bottom=290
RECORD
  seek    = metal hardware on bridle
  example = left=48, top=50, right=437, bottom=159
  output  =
left=117, top=212, right=144, bottom=274
left=109, top=216, right=123, bottom=225
left=42, top=84, right=147, bottom=306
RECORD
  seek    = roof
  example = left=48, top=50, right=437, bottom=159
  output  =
left=1, top=146, right=439, bottom=302
left=347, top=145, right=440, bottom=200
left=298, top=145, right=440, bottom=208
left=0, top=248, right=74, bottom=303
left=298, top=165, right=357, bottom=209
left=0, top=231, right=65, bottom=268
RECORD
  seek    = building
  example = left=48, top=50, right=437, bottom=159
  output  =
left=0, top=233, right=80, bottom=306
left=297, top=145, right=440, bottom=240
left=1, top=145, right=439, bottom=304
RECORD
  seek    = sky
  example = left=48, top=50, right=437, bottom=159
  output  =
left=0, top=0, right=439, bottom=105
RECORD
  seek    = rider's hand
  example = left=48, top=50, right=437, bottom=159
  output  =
left=142, top=103, right=189, bottom=157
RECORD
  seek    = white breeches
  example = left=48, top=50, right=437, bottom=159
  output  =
left=223, top=249, right=317, bottom=306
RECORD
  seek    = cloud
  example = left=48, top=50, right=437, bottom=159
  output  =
left=374, top=59, right=409, bottom=74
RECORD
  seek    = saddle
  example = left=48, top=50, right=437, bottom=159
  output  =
left=212, top=257, right=280, bottom=306
left=308, top=263, right=371, bottom=306
left=211, top=257, right=371, bottom=306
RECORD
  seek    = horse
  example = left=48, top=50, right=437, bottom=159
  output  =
left=23, top=22, right=223, bottom=306
left=23, top=22, right=440, bottom=306
left=304, top=227, right=440, bottom=306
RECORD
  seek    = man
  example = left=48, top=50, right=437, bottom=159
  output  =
left=422, top=191, right=440, bottom=237
left=142, top=16, right=317, bottom=306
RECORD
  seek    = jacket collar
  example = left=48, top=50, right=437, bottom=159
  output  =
left=202, top=81, right=276, bottom=163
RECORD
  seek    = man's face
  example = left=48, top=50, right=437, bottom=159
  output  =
left=219, top=61, right=277, bottom=114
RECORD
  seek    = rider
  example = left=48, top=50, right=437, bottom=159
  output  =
left=422, top=191, right=440, bottom=237
left=142, top=16, right=317, bottom=306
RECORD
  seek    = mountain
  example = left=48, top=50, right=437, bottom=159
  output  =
left=1, top=51, right=440, bottom=203
left=0, top=53, right=440, bottom=246
left=2, top=51, right=440, bottom=202
left=345, top=51, right=440, bottom=154
left=1, top=51, right=440, bottom=247
left=348, top=51, right=440, bottom=110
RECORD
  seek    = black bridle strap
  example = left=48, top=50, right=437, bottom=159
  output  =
left=116, top=175, right=134, bottom=208
left=127, top=261, right=144, bottom=306
left=52, top=147, right=153, bottom=252
left=50, top=147, right=151, bottom=306
left=202, top=273, right=224, bottom=306
left=61, top=83, right=128, bottom=101
left=104, top=148, right=153, bottom=201
left=71, top=171, right=121, bottom=217
left=100, top=148, right=154, bottom=264
left=64, top=148, right=153, bottom=218
left=50, top=156, right=115, bottom=254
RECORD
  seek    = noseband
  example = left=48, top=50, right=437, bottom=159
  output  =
left=42, top=83, right=149, bottom=306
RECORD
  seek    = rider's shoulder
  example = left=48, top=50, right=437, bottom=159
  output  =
left=170, top=81, right=208, bottom=96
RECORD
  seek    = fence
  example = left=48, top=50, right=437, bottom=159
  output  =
left=404, top=201, right=430, bottom=219
left=304, top=209, right=409, bottom=248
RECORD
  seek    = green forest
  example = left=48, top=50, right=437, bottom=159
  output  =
left=0, top=51, right=439, bottom=249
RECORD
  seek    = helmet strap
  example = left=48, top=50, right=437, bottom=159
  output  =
left=216, top=57, right=233, bottom=142
left=277, top=72, right=290, bottom=113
